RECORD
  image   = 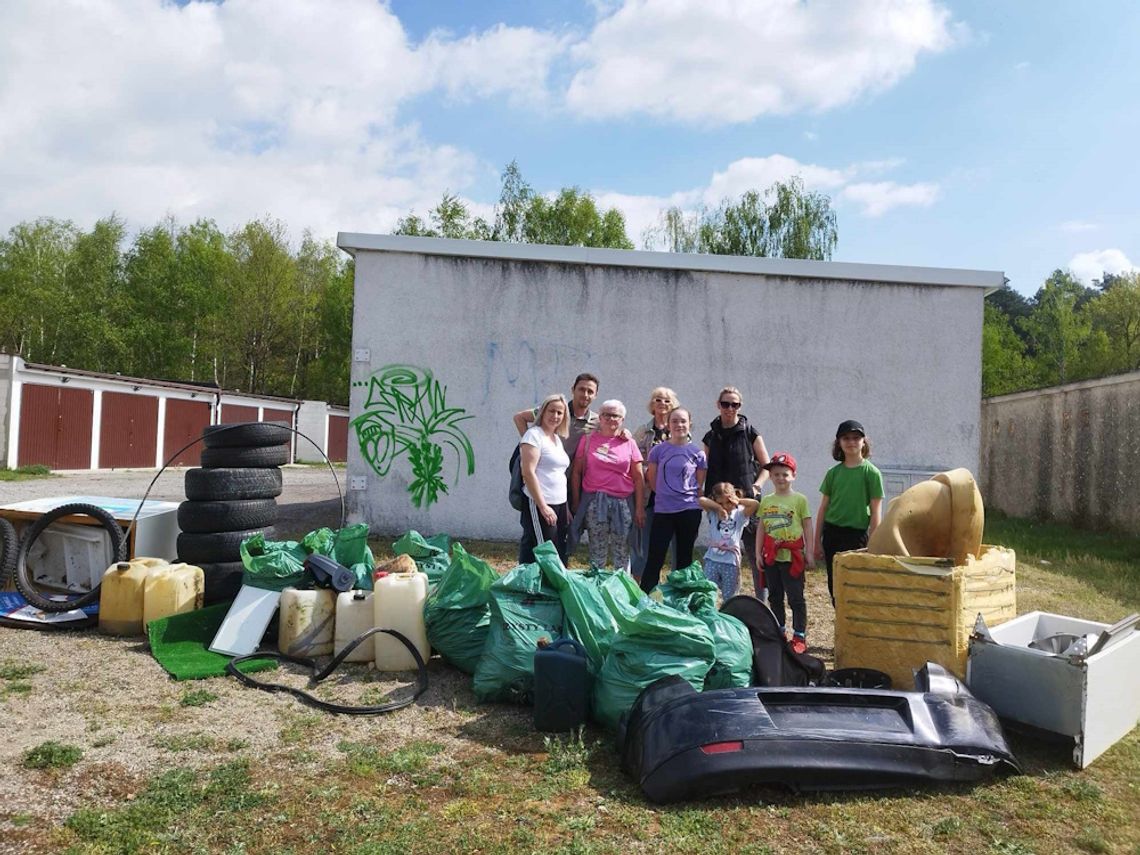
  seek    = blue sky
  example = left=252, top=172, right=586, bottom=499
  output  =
left=1, top=0, right=1137, bottom=295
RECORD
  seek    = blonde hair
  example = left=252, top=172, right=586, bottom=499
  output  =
left=710, top=482, right=738, bottom=501
left=716, top=386, right=742, bottom=406
left=536, top=394, right=570, bottom=439
left=646, top=386, right=680, bottom=416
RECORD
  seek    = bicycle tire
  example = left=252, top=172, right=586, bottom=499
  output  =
left=14, top=503, right=126, bottom=612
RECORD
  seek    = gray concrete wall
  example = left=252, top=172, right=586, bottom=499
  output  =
left=341, top=235, right=995, bottom=542
left=980, top=371, right=1140, bottom=534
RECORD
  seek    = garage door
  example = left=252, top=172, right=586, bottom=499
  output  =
left=221, top=404, right=258, bottom=424
left=18, top=384, right=94, bottom=470
left=99, top=392, right=159, bottom=468
left=327, top=415, right=349, bottom=462
left=164, top=399, right=213, bottom=466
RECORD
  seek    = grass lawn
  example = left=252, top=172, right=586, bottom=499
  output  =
left=0, top=464, right=53, bottom=482
left=18, top=515, right=1140, bottom=855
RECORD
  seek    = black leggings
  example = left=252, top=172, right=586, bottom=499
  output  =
left=822, top=521, right=868, bottom=606
left=519, top=498, right=569, bottom=565
left=640, top=509, right=702, bottom=593
left=766, top=560, right=807, bottom=635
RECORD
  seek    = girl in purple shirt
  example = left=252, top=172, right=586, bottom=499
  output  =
left=641, top=408, right=707, bottom=592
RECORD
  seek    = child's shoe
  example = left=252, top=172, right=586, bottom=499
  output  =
left=790, top=635, right=807, bottom=655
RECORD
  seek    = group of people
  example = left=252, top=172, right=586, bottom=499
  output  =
left=511, top=373, right=884, bottom=654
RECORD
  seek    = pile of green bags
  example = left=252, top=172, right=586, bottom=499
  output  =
left=423, top=543, right=497, bottom=675
left=393, top=530, right=452, bottom=587
left=239, top=524, right=375, bottom=591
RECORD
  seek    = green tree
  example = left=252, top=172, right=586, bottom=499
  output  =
left=395, top=163, right=633, bottom=249
left=522, top=187, right=633, bottom=249
left=646, top=176, right=838, bottom=260
left=224, top=219, right=300, bottom=393
left=1019, top=270, right=1096, bottom=386
left=981, top=303, right=1030, bottom=395
left=58, top=216, right=127, bottom=371
left=1086, top=271, right=1140, bottom=372
left=0, top=218, right=78, bottom=361
left=174, top=219, right=232, bottom=384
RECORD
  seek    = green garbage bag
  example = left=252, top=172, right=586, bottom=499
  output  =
left=534, top=541, right=641, bottom=674
left=592, top=585, right=715, bottom=730
left=393, top=530, right=452, bottom=587
left=657, top=563, right=753, bottom=690
left=472, top=560, right=564, bottom=704
left=423, top=543, right=497, bottom=674
left=240, top=524, right=375, bottom=591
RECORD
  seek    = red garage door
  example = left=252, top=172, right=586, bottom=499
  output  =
left=262, top=407, right=292, bottom=427
left=327, top=414, right=349, bottom=463
left=99, top=392, right=159, bottom=468
left=18, top=384, right=94, bottom=470
left=164, top=399, right=213, bottom=466
left=221, top=404, right=258, bottom=424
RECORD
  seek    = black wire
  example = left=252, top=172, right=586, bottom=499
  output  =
left=225, top=627, right=428, bottom=715
left=123, top=423, right=346, bottom=550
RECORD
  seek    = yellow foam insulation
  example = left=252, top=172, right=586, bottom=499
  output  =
left=834, top=545, right=1016, bottom=689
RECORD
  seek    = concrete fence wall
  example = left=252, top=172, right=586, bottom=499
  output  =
left=980, top=371, right=1140, bottom=534
left=339, top=234, right=1000, bottom=541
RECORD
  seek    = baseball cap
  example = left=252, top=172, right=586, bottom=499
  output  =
left=835, top=419, right=865, bottom=438
left=764, top=452, right=797, bottom=474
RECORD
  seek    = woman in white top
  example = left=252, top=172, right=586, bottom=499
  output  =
left=519, top=393, right=571, bottom=564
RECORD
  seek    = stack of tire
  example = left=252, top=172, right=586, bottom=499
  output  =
left=177, top=422, right=291, bottom=604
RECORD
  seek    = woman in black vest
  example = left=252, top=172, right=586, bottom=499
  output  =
left=701, top=386, right=770, bottom=598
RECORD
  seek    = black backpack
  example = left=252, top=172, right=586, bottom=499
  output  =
left=508, top=445, right=525, bottom=511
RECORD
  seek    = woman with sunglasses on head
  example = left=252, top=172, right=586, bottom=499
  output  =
left=701, top=386, right=770, bottom=599
left=630, top=386, right=680, bottom=579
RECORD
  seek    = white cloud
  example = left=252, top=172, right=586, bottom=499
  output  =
left=1059, top=220, right=1099, bottom=233
left=840, top=181, right=940, bottom=217
left=566, top=0, right=959, bottom=123
left=0, top=0, right=557, bottom=239
left=600, top=155, right=941, bottom=244
left=1068, top=249, right=1137, bottom=285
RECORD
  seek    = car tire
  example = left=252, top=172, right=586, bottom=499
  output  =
left=0, top=517, right=17, bottom=589
left=184, top=467, right=283, bottom=501
left=203, top=422, right=291, bottom=449
left=177, top=499, right=278, bottom=534
left=177, top=527, right=275, bottom=565
left=199, top=561, right=246, bottom=605
left=200, top=445, right=289, bottom=469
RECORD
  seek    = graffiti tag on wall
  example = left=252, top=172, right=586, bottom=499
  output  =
left=351, top=365, right=475, bottom=508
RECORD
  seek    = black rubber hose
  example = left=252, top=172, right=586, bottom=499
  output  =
left=14, top=503, right=127, bottom=612
left=225, top=628, right=428, bottom=715
left=0, top=517, right=17, bottom=589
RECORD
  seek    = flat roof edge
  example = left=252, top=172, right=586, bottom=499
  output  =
left=336, top=232, right=1005, bottom=288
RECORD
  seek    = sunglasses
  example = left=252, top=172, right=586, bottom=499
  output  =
left=718, top=401, right=741, bottom=409
left=652, top=396, right=670, bottom=403
left=600, top=412, right=623, bottom=419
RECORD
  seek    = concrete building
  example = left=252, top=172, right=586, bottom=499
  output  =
left=337, top=234, right=1003, bottom=541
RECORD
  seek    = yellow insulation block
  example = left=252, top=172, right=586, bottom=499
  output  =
left=834, top=545, right=1016, bottom=689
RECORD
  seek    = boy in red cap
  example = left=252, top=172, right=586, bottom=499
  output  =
left=755, top=452, right=814, bottom=654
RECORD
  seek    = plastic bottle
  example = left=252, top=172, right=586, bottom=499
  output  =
left=142, top=563, right=204, bottom=627
left=278, top=587, right=336, bottom=656
left=373, top=570, right=429, bottom=671
left=99, top=557, right=169, bottom=636
left=335, top=590, right=375, bottom=662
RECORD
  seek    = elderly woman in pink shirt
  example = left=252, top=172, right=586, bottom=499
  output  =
left=569, top=399, right=646, bottom=571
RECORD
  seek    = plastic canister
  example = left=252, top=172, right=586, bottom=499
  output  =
left=373, top=570, right=429, bottom=671
left=335, top=590, right=375, bottom=662
left=142, top=563, right=204, bottom=627
left=533, top=637, right=591, bottom=733
left=278, top=587, right=336, bottom=656
left=99, top=557, right=170, bottom=636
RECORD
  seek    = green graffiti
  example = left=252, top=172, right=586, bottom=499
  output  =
left=351, top=365, right=476, bottom=508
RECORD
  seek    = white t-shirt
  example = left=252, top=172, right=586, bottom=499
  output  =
left=520, top=425, right=570, bottom=505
